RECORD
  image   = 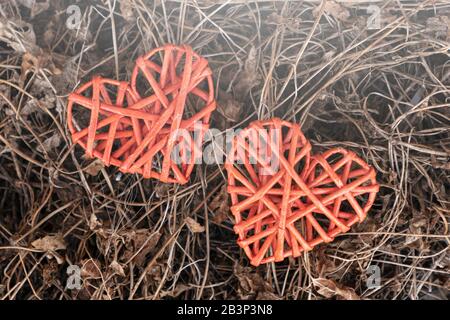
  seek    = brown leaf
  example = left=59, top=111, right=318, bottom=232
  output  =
left=317, top=248, right=337, bottom=275
left=0, top=20, right=37, bottom=54
left=185, top=217, right=205, bottom=233
left=405, top=216, right=426, bottom=250
left=256, top=291, right=280, bottom=300
left=217, top=90, right=243, bottom=123
left=235, top=265, right=276, bottom=300
left=21, top=52, right=38, bottom=81
left=37, top=134, right=61, bottom=153
left=210, top=185, right=231, bottom=224
left=109, top=260, right=125, bottom=277
left=31, top=234, right=66, bottom=252
left=21, top=98, right=41, bottom=115
left=267, top=12, right=285, bottom=25
left=0, top=83, right=11, bottom=108
left=315, top=278, right=360, bottom=300
left=21, top=50, right=60, bottom=81
left=17, top=0, right=50, bottom=17
left=160, top=284, right=190, bottom=298
left=81, top=259, right=102, bottom=279
left=89, top=212, right=102, bottom=231
left=411, top=216, right=428, bottom=228
left=154, top=182, right=171, bottom=198
left=430, top=154, right=450, bottom=170
left=84, top=159, right=104, bottom=176
left=315, top=278, right=337, bottom=298
left=323, top=50, right=336, bottom=62
left=234, top=46, right=260, bottom=97
left=426, top=16, right=450, bottom=40
left=122, top=229, right=161, bottom=265
left=314, top=1, right=350, bottom=22
left=42, top=260, right=58, bottom=287
left=120, top=0, right=135, bottom=22
left=336, top=286, right=360, bottom=300
left=267, top=12, right=300, bottom=31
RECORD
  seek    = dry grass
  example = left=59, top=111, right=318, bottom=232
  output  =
left=0, top=0, right=449, bottom=300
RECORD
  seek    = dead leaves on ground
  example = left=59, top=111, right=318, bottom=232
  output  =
left=426, top=16, right=450, bottom=40
left=314, top=278, right=361, bottom=300
left=0, top=19, right=37, bottom=53
left=95, top=226, right=162, bottom=268
left=89, top=212, right=102, bottom=231
left=121, top=229, right=162, bottom=265
left=21, top=51, right=61, bottom=81
left=41, top=260, right=58, bottom=288
left=404, top=213, right=431, bottom=251
left=159, top=284, right=190, bottom=298
left=80, top=259, right=102, bottom=280
left=215, top=46, right=259, bottom=129
left=31, top=234, right=66, bottom=251
left=31, top=234, right=66, bottom=264
left=216, top=90, right=243, bottom=124
left=267, top=12, right=301, bottom=31
left=234, top=46, right=260, bottom=98
left=17, top=0, right=50, bottom=18
left=313, top=1, right=350, bottom=22
left=185, top=217, right=205, bottom=233
left=209, top=184, right=230, bottom=224
left=119, top=0, right=136, bottom=23
left=37, top=134, right=61, bottom=153
left=235, top=265, right=280, bottom=300
left=109, top=260, right=126, bottom=277
left=83, top=158, right=104, bottom=176
left=70, top=228, right=163, bottom=298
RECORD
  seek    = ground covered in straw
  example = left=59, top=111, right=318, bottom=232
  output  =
left=0, top=0, right=448, bottom=300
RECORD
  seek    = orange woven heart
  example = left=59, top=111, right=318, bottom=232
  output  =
left=225, top=118, right=379, bottom=266
left=67, top=44, right=216, bottom=184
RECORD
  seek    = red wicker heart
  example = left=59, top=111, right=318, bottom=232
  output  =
left=225, top=118, right=379, bottom=266
left=302, top=148, right=379, bottom=243
left=67, top=44, right=216, bottom=184
left=225, top=118, right=312, bottom=266
left=67, top=76, right=139, bottom=169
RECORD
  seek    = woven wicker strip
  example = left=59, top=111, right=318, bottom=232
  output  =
left=225, top=118, right=379, bottom=266
left=67, top=44, right=216, bottom=184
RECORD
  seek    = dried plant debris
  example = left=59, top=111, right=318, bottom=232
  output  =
left=215, top=90, right=243, bottom=128
left=235, top=265, right=280, bottom=300
left=0, top=0, right=449, bottom=300
left=120, top=229, right=162, bottom=266
left=36, top=133, right=61, bottom=153
left=185, top=217, right=205, bottom=233
left=83, top=158, right=105, bottom=176
left=17, top=0, right=50, bottom=18
left=209, top=184, right=231, bottom=224
left=234, top=46, right=260, bottom=98
left=314, top=278, right=360, bottom=300
left=31, top=234, right=66, bottom=252
left=313, top=1, right=350, bottom=22
left=0, top=19, right=38, bottom=53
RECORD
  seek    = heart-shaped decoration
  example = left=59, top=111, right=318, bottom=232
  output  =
left=67, top=44, right=216, bottom=184
left=225, top=118, right=379, bottom=266
left=303, top=148, right=379, bottom=244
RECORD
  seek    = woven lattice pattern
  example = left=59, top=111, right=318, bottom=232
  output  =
left=225, top=118, right=379, bottom=266
left=67, top=44, right=216, bottom=184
